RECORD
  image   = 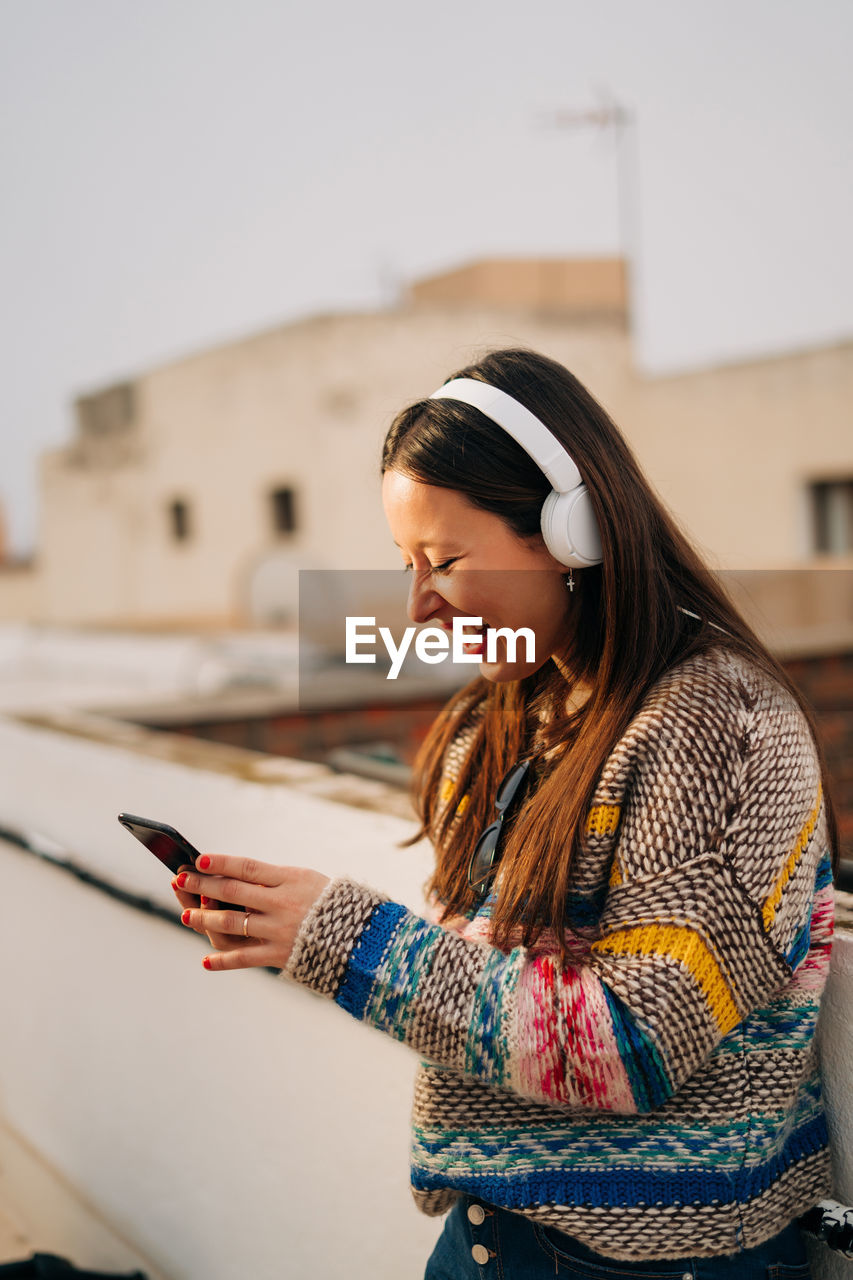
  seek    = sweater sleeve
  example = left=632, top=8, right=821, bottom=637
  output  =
left=281, top=654, right=832, bottom=1115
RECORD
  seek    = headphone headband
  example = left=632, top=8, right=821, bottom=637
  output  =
left=429, top=378, right=582, bottom=494
left=427, top=375, right=602, bottom=567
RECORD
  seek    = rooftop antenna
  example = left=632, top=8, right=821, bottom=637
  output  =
left=375, top=255, right=404, bottom=310
left=537, top=87, right=638, bottom=321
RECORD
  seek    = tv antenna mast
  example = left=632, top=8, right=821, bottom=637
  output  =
left=538, top=88, right=638, bottom=313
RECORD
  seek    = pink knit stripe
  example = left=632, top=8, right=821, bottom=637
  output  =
left=515, top=955, right=635, bottom=1111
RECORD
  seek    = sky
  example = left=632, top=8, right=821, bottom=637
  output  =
left=2, top=0, right=852, bottom=555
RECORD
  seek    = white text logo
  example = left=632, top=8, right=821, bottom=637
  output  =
left=345, top=616, right=535, bottom=679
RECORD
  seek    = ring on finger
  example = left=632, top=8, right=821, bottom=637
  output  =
left=243, top=911, right=251, bottom=938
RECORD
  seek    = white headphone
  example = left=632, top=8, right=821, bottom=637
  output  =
left=429, top=378, right=603, bottom=568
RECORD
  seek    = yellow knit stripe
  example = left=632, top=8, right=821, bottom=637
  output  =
left=762, top=784, right=823, bottom=929
left=443, top=789, right=620, bottom=829
left=586, top=803, right=621, bottom=837
left=608, top=855, right=623, bottom=888
left=443, top=786, right=620, bottom=829
left=592, top=923, right=741, bottom=1034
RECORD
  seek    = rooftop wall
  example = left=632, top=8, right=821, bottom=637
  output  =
left=0, top=713, right=443, bottom=1278
left=408, top=257, right=628, bottom=316
left=0, top=564, right=38, bottom=623
left=0, top=705, right=850, bottom=1277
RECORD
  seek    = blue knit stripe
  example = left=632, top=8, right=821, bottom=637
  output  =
left=410, top=1112, right=828, bottom=1208
left=412, top=1123, right=754, bottom=1165
left=602, top=985, right=672, bottom=1111
left=334, top=901, right=408, bottom=1021
left=364, top=913, right=442, bottom=1040
left=785, top=915, right=812, bottom=970
left=464, top=945, right=514, bottom=1085
left=712, top=998, right=821, bottom=1055
left=785, top=851, right=834, bottom=969
left=412, top=1082, right=824, bottom=1168
left=492, top=950, right=524, bottom=1087
left=565, top=890, right=606, bottom=929
left=814, top=851, right=833, bottom=893
left=739, top=1112, right=828, bottom=1199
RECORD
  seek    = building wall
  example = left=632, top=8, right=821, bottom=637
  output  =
left=152, top=694, right=452, bottom=767
left=619, top=343, right=853, bottom=570
left=783, top=650, right=853, bottom=855
left=5, top=288, right=853, bottom=626
left=408, top=256, right=628, bottom=316
left=0, top=564, right=38, bottom=622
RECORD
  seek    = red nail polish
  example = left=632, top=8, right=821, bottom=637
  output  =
left=198, top=855, right=211, bottom=870
left=181, top=909, right=191, bottom=925
left=200, top=895, right=211, bottom=907
left=203, top=957, right=212, bottom=970
left=176, top=872, right=188, bottom=888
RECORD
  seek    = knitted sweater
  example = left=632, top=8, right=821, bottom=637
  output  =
left=282, top=647, right=834, bottom=1261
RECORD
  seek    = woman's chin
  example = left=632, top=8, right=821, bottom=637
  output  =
left=477, top=657, right=546, bottom=684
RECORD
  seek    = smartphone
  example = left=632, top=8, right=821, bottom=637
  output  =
left=118, top=813, right=245, bottom=922
left=118, top=812, right=203, bottom=877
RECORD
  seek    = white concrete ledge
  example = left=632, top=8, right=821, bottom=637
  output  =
left=0, top=1119, right=170, bottom=1277
left=0, top=714, right=441, bottom=1279
left=0, top=709, right=851, bottom=1278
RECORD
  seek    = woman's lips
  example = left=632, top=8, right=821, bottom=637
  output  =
left=442, top=622, right=490, bottom=657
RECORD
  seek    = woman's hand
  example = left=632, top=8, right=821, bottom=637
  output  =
left=170, top=854, right=329, bottom=971
left=438, top=913, right=472, bottom=935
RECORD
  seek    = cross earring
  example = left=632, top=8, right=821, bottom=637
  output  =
left=565, top=569, right=574, bottom=593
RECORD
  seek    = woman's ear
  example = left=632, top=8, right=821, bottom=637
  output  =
left=519, top=530, right=561, bottom=566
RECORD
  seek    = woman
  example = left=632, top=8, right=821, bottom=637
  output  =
left=172, top=349, right=836, bottom=1277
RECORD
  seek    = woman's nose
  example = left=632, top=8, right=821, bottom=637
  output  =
left=407, top=572, right=443, bottom=624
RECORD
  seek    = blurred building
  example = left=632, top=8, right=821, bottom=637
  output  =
left=0, top=255, right=850, bottom=629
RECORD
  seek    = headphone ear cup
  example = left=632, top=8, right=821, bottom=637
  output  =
left=541, top=488, right=603, bottom=567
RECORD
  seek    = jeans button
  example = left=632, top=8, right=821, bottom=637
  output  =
left=467, top=1204, right=486, bottom=1225
left=471, top=1244, right=490, bottom=1264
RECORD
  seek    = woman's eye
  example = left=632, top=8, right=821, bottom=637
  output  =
left=401, top=560, right=456, bottom=575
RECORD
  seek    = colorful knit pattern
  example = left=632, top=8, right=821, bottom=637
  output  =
left=283, top=648, right=835, bottom=1261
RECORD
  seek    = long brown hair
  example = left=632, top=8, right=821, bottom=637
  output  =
left=381, top=348, right=839, bottom=957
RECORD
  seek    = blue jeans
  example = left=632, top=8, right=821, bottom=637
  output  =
left=424, top=1196, right=812, bottom=1279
